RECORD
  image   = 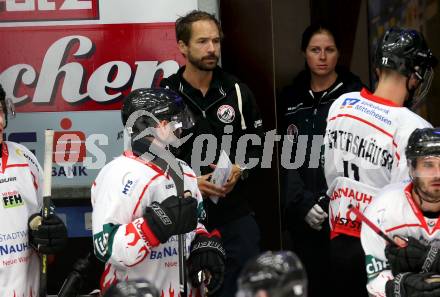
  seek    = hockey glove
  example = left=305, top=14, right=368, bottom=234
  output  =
left=28, top=213, right=68, bottom=254
left=143, top=195, right=198, bottom=244
left=187, top=231, right=226, bottom=295
left=304, top=204, right=328, bottom=231
left=385, top=237, right=440, bottom=275
left=385, top=272, right=440, bottom=297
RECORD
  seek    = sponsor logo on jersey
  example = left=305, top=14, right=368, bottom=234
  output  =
left=0, top=231, right=27, bottom=243
left=286, top=124, right=299, bottom=143
left=165, top=184, right=174, bottom=190
left=365, top=255, right=389, bottom=279
left=354, top=104, right=392, bottom=126
left=122, top=180, right=134, bottom=195
left=2, top=191, right=24, bottom=209
left=149, top=246, right=178, bottom=259
left=340, top=98, right=361, bottom=109
left=93, top=231, right=109, bottom=262
left=217, top=105, right=235, bottom=124
left=0, top=242, right=30, bottom=257
left=121, top=172, right=137, bottom=196
left=22, top=152, right=40, bottom=171
left=0, top=177, right=17, bottom=184
left=330, top=187, right=373, bottom=204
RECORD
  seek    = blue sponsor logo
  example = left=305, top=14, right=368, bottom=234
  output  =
left=340, top=98, right=361, bottom=108
left=149, top=246, right=178, bottom=259
left=122, top=180, right=134, bottom=195
left=0, top=242, right=29, bottom=256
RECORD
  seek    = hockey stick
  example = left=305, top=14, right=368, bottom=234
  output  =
left=165, top=163, right=188, bottom=297
left=40, top=129, right=54, bottom=297
left=348, top=204, right=405, bottom=247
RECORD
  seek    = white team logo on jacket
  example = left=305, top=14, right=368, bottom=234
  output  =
left=217, top=105, right=235, bottom=123
left=286, top=124, right=299, bottom=143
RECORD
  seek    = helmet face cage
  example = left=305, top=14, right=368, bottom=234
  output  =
left=410, top=65, right=434, bottom=109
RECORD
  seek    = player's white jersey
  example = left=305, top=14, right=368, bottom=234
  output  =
left=360, top=182, right=440, bottom=296
left=324, top=88, right=431, bottom=238
left=92, top=151, right=207, bottom=297
left=0, top=142, right=43, bottom=297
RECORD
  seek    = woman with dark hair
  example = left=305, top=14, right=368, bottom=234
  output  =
left=280, top=23, right=364, bottom=297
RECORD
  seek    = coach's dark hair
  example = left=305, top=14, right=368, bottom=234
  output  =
left=301, top=22, right=340, bottom=52
left=0, top=84, right=5, bottom=102
left=175, top=10, right=223, bottom=45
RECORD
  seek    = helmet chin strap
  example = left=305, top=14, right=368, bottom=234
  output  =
left=131, top=135, right=155, bottom=161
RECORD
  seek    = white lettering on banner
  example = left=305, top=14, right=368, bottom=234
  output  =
left=5, top=0, right=92, bottom=11
left=0, top=35, right=179, bottom=107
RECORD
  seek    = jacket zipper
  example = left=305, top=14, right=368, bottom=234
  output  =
left=179, top=83, right=227, bottom=118
left=309, top=82, right=344, bottom=129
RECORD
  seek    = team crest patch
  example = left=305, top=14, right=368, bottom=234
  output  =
left=286, top=124, right=299, bottom=143
left=217, top=105, right=235, bottom=123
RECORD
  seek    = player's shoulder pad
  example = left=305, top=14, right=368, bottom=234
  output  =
left=365, top=182, right=406, bottom=219
left=7, top=141, right=42, bottom=171
left=400, top=111, right=432, bottom=129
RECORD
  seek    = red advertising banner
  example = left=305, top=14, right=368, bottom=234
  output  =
left=0, top=23, right=184, bottom=112
left=0, top=0, right=99, bottom=22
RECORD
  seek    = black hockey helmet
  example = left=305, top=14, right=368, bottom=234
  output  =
left=0, top=84, right=15, bottom=128
left=375, top=28, right=438, bottom=109
left=102, top=280, right=160, bottom=297
left=121, top=88, right=194, bottom=135
left=237, top=251, right=307, bottom=297
left=406, top=128, right=440, bottom=162
left=375, top=28, right=437, bottom=79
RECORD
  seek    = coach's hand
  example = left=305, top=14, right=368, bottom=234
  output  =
left=28, top=213, right=68, bottom=254
left=143, top=195, right=198, bottom=244
left=304, top=204, right=328, bottom=231
left=197, top=173, right=227, bottom=198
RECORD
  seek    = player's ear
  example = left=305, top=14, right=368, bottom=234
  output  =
left=178, top=40, right=188, bottom=57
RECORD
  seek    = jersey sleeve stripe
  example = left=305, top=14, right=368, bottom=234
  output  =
left=329, top=113, right=396, bottom=144
left=184, top=173, right=196, bottom=179
left=385, top=223, right=422, bottom=233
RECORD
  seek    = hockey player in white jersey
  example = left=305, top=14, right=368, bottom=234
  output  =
left=92, top=88, right=225, bottom=297
left=361, top=127, right=440, bottom=296
left=323, top=28, right=437, bottom=297
left=0, top=84, right=67, bottom=297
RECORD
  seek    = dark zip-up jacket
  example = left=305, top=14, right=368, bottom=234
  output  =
left=280, top=67, right=364, bottom=227
left=160, top=66, right=264, bottom=229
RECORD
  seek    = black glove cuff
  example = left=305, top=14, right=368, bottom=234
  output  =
left=422, top=246, right=440, bottom=273
left=190, top=235, right=226, bottom=259
left=390, top=273, right=410, bottom=297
